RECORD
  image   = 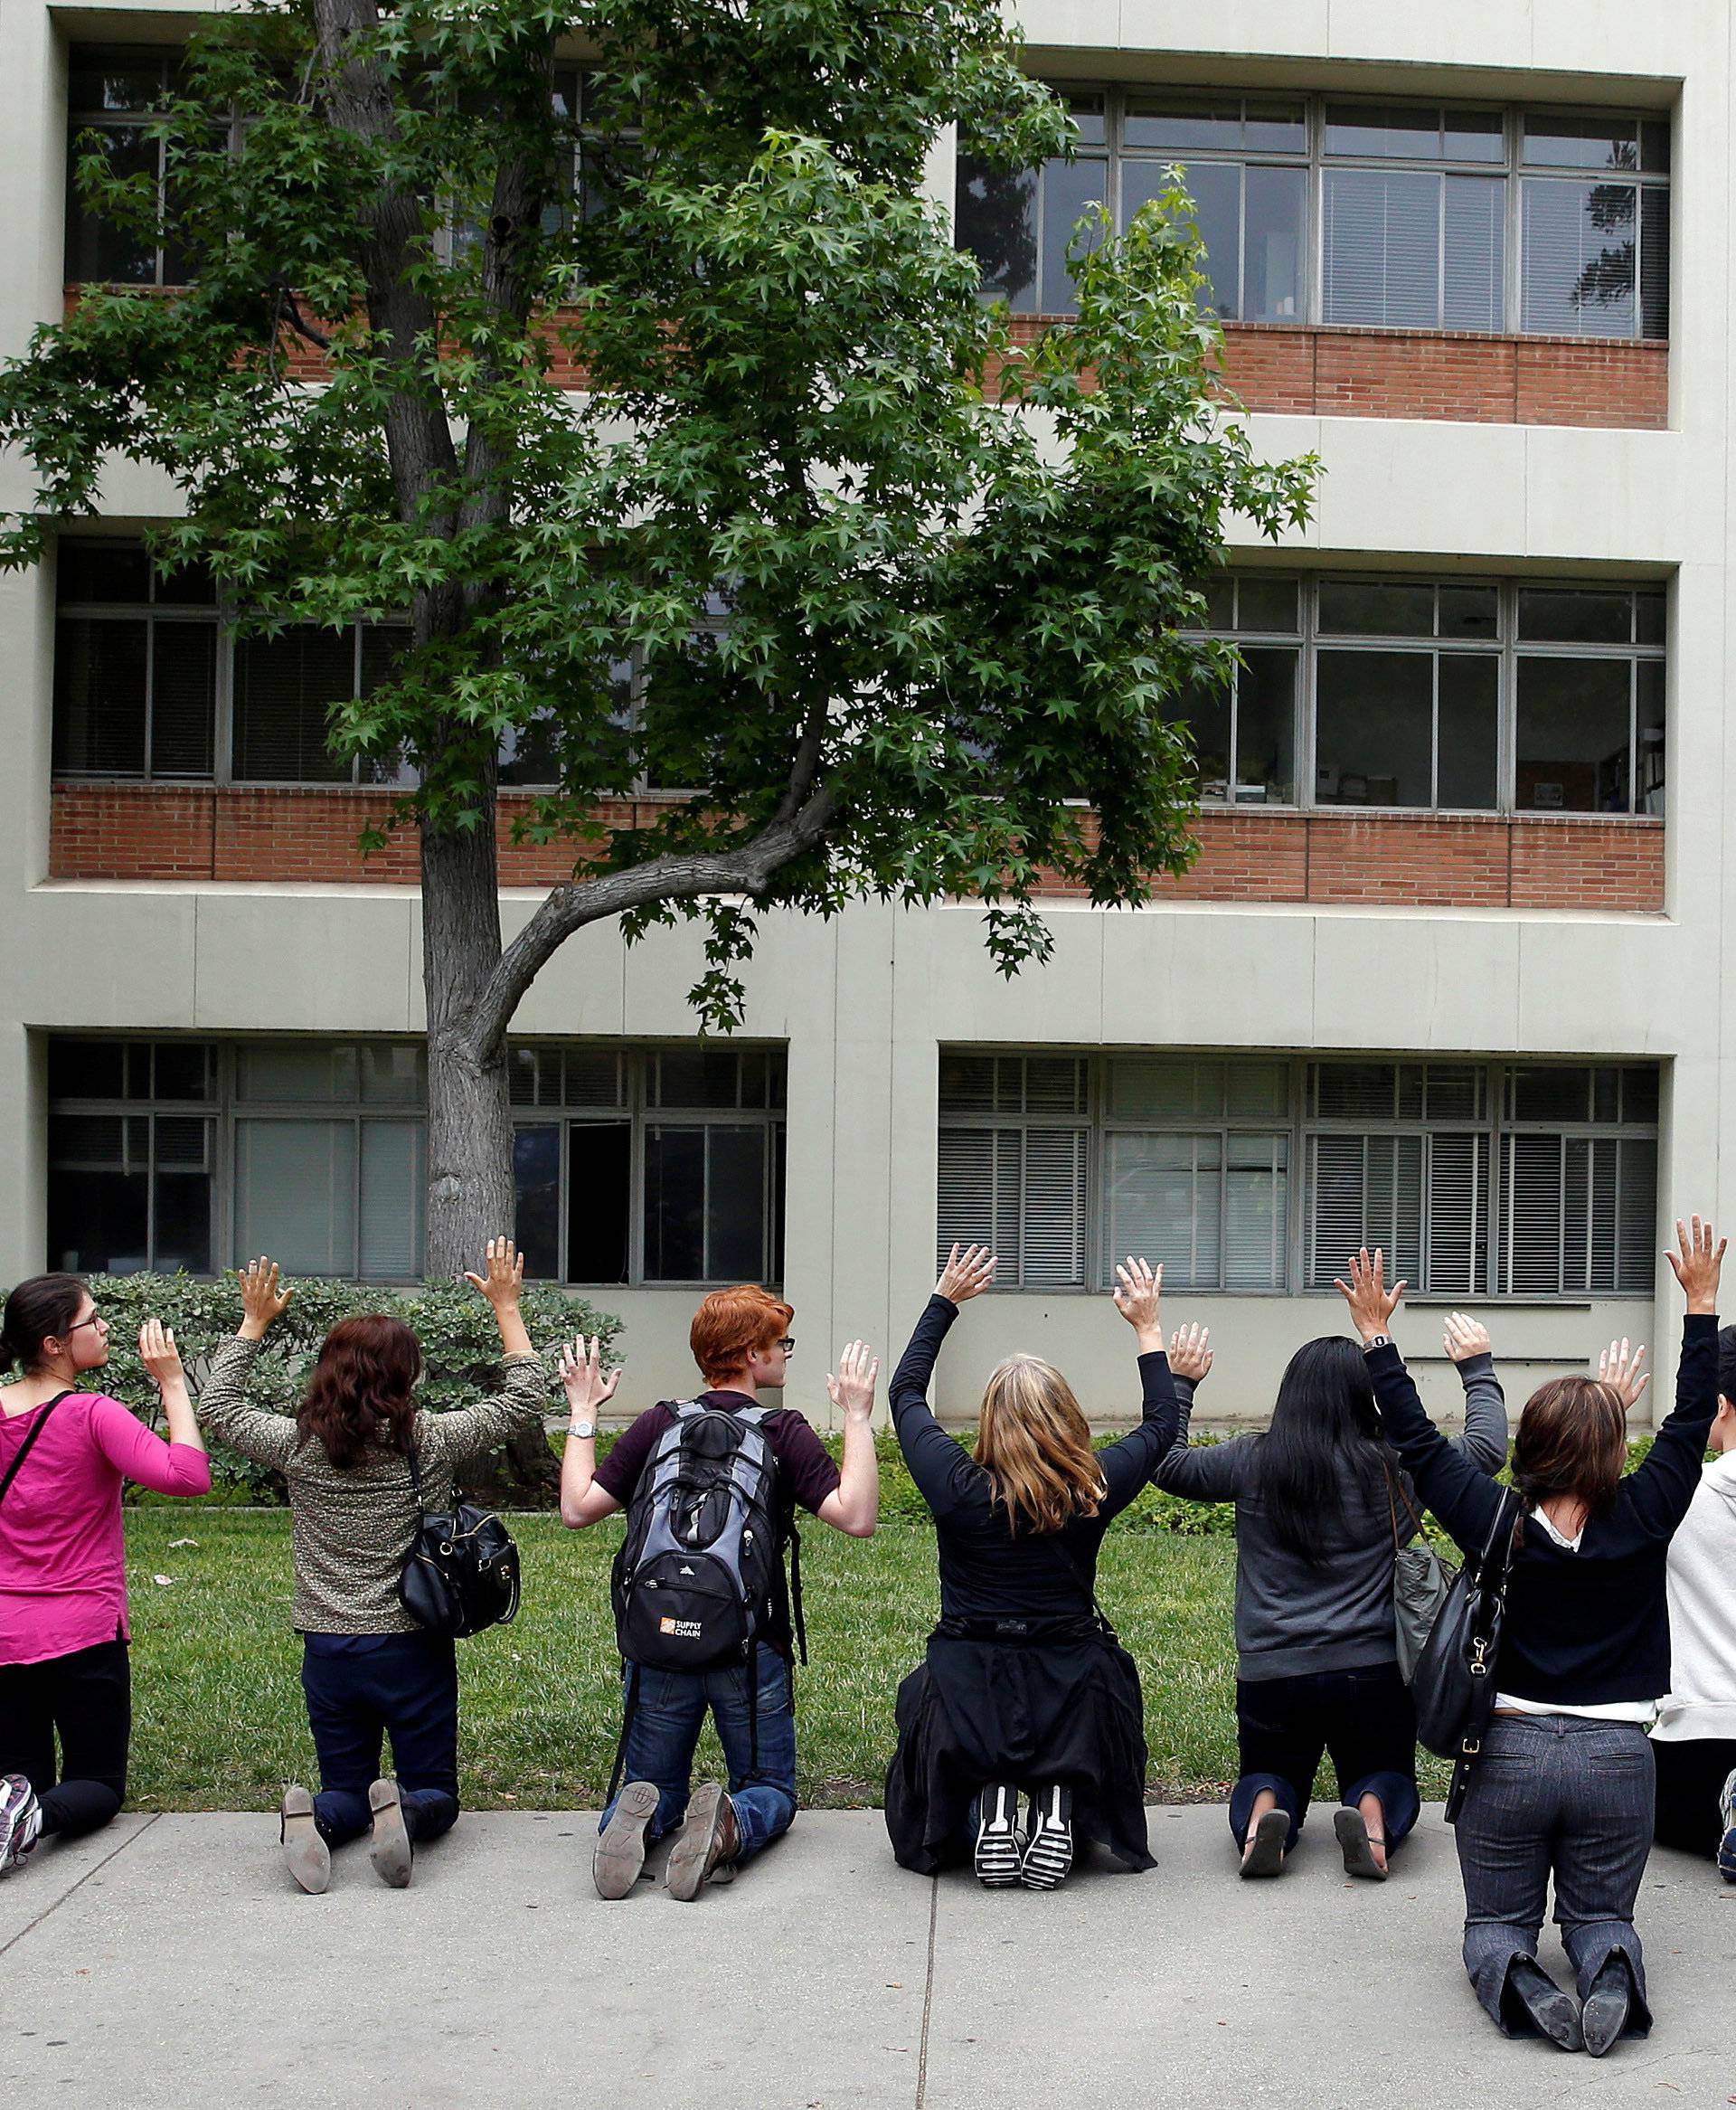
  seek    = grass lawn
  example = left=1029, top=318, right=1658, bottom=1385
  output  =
left=122, top=1510, right=1451, bottom=1811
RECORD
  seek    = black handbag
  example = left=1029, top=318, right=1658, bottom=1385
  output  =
left=1410, top=1489, right=1521, bottom=1815
left=397, top=1443, right=522, bottom=1639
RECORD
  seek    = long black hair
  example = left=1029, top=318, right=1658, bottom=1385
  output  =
left=1252, top=1336, right=1391, bottom=1564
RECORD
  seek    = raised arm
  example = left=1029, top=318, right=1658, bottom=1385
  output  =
left=1150, top=1325, right=1254, bottom=1503
left=88, top=1318, right=211, bottom=1495
left=1440, top=1313, right=1509, bottom=1475
left=426, top=1240, right=555, bottom=1466
left=191, top=1257, right=302, bottom=1471
left=816, top=1341, right=881, bottom=1538
left=1097, top=1259, right=1180, bottom=1514
left=1624, top=1218, right=1724, bottom=1539
left=889, top=1245, right=996, bottom=1518
left=557, top=1334, right=626, bottom=1529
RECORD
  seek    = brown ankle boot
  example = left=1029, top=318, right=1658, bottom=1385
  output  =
left=665, top=1784, right=741, bottom=1902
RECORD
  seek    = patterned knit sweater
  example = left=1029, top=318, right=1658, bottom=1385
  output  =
left=196, top=1335, right=550, bottom=1634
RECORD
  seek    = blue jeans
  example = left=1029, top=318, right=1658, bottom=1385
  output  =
left=299, top=1632, right=460, bottom=1849
left=1230, top=1662, right=1421, bottom=1855
left=600, top=1645, right=797, bottom=1867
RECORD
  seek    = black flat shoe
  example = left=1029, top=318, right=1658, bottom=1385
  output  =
left=1500, top=1956, right=1583, bottom=2052
left=1580, top=1954, right=1633, bottom=2058
left=1239, top=1807, right=1288, bottom=1879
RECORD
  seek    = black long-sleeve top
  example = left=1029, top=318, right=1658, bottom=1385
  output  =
left=888, top=1295, right=1180, bottom=1627
left=1369, top=1315, right=1720, bottom=1708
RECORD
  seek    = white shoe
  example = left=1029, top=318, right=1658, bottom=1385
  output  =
left=0, top=1774, right=42, bottom=1873
left=973, top=1783, right=1025, bottom=1888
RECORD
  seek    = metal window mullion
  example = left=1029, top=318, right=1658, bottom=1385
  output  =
left=1505, top=110, right=1522, bottom=331
left=627, top=1050, right=646, bottom=1288
left=1299, top=581, right=1319, bottom=809
left=215, top=605, right=234, bottom=783
left=141, top=609, right=156, bottom=781
left=1498, top=582, right=1515, bottom=813
left=1307, top=94, right=1324, bottom=326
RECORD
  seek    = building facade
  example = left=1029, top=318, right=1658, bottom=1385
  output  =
left=0, top=1, right=1723, bottom=1424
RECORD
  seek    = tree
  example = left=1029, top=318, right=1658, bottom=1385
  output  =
left=0, top=0, right=1315, bottom=1275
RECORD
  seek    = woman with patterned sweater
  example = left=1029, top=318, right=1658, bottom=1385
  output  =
left=194, top=1239, right=575, bottom=1894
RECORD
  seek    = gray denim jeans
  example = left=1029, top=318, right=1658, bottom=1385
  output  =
left=1455, top=1713, right=1655, bottom=2037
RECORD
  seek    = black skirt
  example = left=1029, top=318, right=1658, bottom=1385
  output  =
left=883, top=1622, right=1156, bottom=1875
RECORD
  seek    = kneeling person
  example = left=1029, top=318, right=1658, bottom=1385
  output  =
left=561, top=1285, right=879, bottom=1900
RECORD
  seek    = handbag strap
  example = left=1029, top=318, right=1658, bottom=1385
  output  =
left=0, top=1392, right=73, bottom=1509
left=1382, top=1457, right=1428, bottom=1549
left=403, top=1439, right=427, bottom=1517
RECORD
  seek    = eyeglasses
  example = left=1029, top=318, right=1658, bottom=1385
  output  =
left=61, top=1312, right=107, bottom=1339
left=777, top=1337, right=796, bottom=1356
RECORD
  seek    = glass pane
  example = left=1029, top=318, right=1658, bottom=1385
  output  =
left=153, top=1115, right=212, bottom=1273
left=152, top=1042, right=212, bottom=1102
left=359, top=1121, right=425, bottom=1278
left=151, top=560, right=216, bottom=607
left=1439, top=586, right=1500, bottom=639
left=1315, top=650, right=1433, bottom=808
left=148, top=621, right=217, bottom=776
left=1514, top=658, right=1632, bottom=812
left=234, top=1119, right=357, bottom=1273
left=653, top=1050, right=745, bottom=1108
left=1235, top=578, right=1299, bottom=633
left=1245, top=100, right=1309, bottom=154
left=563, top=1048, right=625, bottom=1107
left=1634, top=660, right=1665, bottom=815
left=497, top=713, right=561, bottom=786
left=1227, top=1062, right=1289, bottom=1118
left=1522, top=115, right=1640, bottom=171
left=1522, top=177, right=1637, bottom=336
left=360, top=1044, right=426, bottom=1104
left=1124, top=97, right=1245, bottom=151
left=938, top=1053, right=997, bottom=1113
left=1325, top=104, right=1444, bottom=160
left=69, top=51, right=171, bottom=112
left=1518, top=588, right=1633, bottom=643
left=1317, top=580, right=1435, bottom=637
left=1424, top=1067, right=1483, bottom=1120
left=1512, top=1065, right=1591, bottom=1121
left=49, top=1039, right=127, bottom=1101
left=1437, top=655, right=1500, bottom=809
left=1314, top=1062, right=1398, bottom=1119
left=1224, top=1135, right=1288, bottom=1289
left=643, top=1124, right=705, bottom=1280
left=508, top=1046, right=545, bottom=1108
left=1104, top=1131, right=1222, bottom=1291
left=1063, top=92, right=1107, bottom=148
left=64, top=124, right=162, bottom=284
left=705, top=1126, right=767, bottom=1282
left=53, top=618, right=147, bottom=774
left=1622, top=1068, right=1660, bottom=1122
left=513, top=1126, right=562, bottom=1279
left=1157, top=159, right=1241, bottom=318
left=231, top=628, right=355, bottom=781
left=1233, top=647, right=1297, bottom=804
left=1635, top=590, right=1665, bottom=646
left=58, top=543, right=150, bottom=603
left=1109, top=1059, right=1224, bottom=1121
left=1323, top=167, right=1441, bottom=326
left=567, top=1120, right=631, bottom=1282
left=1444, top=110, right=1505, bottom=164
left=955, top=155, right=1037, bottom=309
left=1040, top=155, right=1107, bottom=313
left=1443, top=175, right=1505, bottom=330
left=46, top=1113, right=150, bottom=1273
left=236, top=1043, right=361, bottom=1102
left=1639, top=185, right=1669, bottom=338
left=1176, top=674, right=1231, bottom=801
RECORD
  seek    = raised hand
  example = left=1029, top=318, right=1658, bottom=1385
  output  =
left=1334, top=1247, right=1406, bottom=1345
left=826, top=1340, right=880, bottom=1424
left=1112, top=1257, right=1164, bottom=1345
left=137, top=1317, right=184, bottom=1388
left=1597, top=1337, right=1649, bottom=1410
left=936, top=1244, right=997, bottom=1304
left=1442, top=1313, right=1491, bottom=1365
left=1665, top=1216, right=1725, bottom=1316
left=464, top=1236, right=525, bottom=1310
left=236, top=1256, right=294, bottom=1342
left=559, top=1335, right=622, bottom=1421
left=1168, top=1321, right=1212, bottom=1383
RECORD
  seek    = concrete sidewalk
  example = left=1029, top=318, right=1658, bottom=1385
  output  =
left=2, top=1808, right=1733, bottom=2110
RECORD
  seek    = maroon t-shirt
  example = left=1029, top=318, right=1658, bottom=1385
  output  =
left=593, top=1390, right=841, bottom=1659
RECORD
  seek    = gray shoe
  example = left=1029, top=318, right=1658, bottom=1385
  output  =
left=278, top=1785, right=331, bottom=1896
left=367, top=1778, right=413, bottom=1889
left=1240, top=1807, right=1288, bottom=1878
left=666, top=1784, right=740, bottom=1902
left=594, top=1781, right=660, bottom=1900
left=1334, top=1807, right=1389, bottom=1881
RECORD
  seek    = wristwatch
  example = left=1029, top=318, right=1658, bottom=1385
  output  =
left=565, top=1419, right=598, bottom=1440
left=1361, top=1334, right=1391, bottom=1353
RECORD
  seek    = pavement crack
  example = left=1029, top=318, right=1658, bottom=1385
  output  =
left=913, top=1876, right=939, bottom=2110
left=0, top=1812, right=161, bottom=1959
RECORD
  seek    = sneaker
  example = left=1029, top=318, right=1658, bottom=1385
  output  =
left=0, top=1775, right=42, bottom=1874
left=278, top=1784, right=331, bottom=1896
left=367, top=1777, right=414, bottom=1889
left=1021, top=1784, right=1073, bottom=1890
left=593, top=1780, right=660, bottom=1900
left=666, top=1784, right=740, bottom=1902
left=973, top=1782, right=1025, bottom=1888
left=1718, top=1766, right=1736, bottom=1883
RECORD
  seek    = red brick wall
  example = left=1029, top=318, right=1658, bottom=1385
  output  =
left=1003, top=317, right=1668, bottom=431
left=49, top=783, right=1665, bottom=913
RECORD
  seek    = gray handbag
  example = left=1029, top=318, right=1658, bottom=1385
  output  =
left=1386, top=1465, right=1455, bottom=1683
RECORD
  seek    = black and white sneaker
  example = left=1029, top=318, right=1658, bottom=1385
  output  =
left=1021, top=1784, right=1074, bottom=1890
left=0, top=1774, right=42, bottom=1875
left=973, top=1783, right=1026, bottom=1888
left=1718, top=1765, right=1736, bottom=1884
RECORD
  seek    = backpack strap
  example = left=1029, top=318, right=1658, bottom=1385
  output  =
left=0, top=1392, right=73, bottom=1509
left=788, top=1517, right=808, bottom=1667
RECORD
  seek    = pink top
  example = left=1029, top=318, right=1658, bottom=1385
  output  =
left=0, top=1391, right=212, bottom=1666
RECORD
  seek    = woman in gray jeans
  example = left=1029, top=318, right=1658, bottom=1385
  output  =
left=1341, top=1218, right=1723, bottom=2058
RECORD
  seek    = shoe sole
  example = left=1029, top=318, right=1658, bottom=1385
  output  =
left=1240, top=1807, right=1288, bottom=1878
left=1333, top=1808, right=1389, bottom=1882
left=279, top=1786, right=330, bottom=1896
left=594, top=1781, right=660, bottom=1901
left=1581, top=1992, right=1628, bottom=2058
left=367, top=1780, right=413, bottom=1889
left=974, top=1785, right=1024, bottom=1888
left=666, top=1784, right=728, bottom=1903
left=1021, top=1830, right=1073, bottom=1889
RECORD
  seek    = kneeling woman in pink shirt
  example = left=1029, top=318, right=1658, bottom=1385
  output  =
left=0, top=1275, right=212, bottom=1871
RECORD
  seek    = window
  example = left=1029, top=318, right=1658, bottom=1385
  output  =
left=509, top=1045, right=787, bottom=1284
left=52, top=540, right=410, bottom=786
left=1178, top=575, right=1664, bottom=816
left=958, top=88, right=1670, bottom=340
left=65, top=46, right=197, bottom=288
left=936, top=1050, right=1661, bottom=1297
left=45, top=1036, right=786, bottom=1286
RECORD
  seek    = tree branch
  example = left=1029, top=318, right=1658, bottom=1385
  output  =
left=465, top=785, right=839, bottom=1065
left=277, top=288, right=333, bottom=351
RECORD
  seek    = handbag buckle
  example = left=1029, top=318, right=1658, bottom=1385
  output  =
left=1462, top=1736, right=1481, bottom=1757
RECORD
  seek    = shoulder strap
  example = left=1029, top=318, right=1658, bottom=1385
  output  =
left=403, top=1440, right=427, bottom=1517
left=0, top=1392, right=74, bottom=1509
left=1382, top=1457, right=1427, bottom=1548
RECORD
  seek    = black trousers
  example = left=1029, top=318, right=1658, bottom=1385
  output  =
left=1231, top=1661, right=1420, bottom=1853
left=1651, top=1734, right=1736, bottom=1858
left=0, top=1635, right=131, bottom=1837
left=300, top=1632, right=461, bottom=1848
